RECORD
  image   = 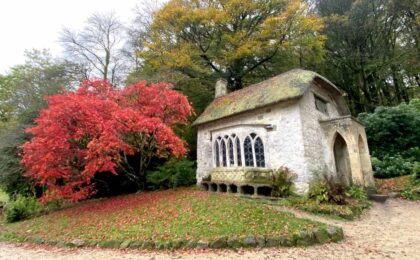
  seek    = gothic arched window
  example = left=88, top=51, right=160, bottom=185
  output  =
left=221, top=139, right=227, bottom=167
left=228, top=138, right=234, bottom=166
left=244, top=136, right=254, bottom=167
left=214, top=140, right=220, bottom=167
left=254, top=137, right=265, bottom=167
left=235, top=137, right=242, bottom=166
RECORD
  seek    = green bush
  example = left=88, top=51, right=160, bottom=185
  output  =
left=307, top=180, right=329, bottom=203
left=371, top=155, right=415, bottom=178
left=358, top=100, right=420, bottom=178
left=4, top=195, right=42, bottom=223
left=358, top=100, right=420, bottom=159
left=146, top=159, right=196, bottom=190
left=271, top=167, right=296, bottom=197
left=0, top=124, right=35, bottom=197
left=412, top=162, right=420, bottom=185
left=401, top=188, right=419, bottom=201
left=308, top=172, right=347, bottom=204
left=346, top=186, right=368, bottom=201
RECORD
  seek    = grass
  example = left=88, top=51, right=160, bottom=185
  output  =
left=0, top=188, right=329, bottom=243
left=265, top=196, right=370, bottom=220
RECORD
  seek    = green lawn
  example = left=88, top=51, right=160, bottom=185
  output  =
left=264, top=196, right=370, bottom=220
left=0, top=188, right=332, bottom=244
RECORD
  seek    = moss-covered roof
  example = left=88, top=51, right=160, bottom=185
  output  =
left=193, top=69, right=342, bottom=126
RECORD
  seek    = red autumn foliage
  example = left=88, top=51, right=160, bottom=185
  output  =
left=21, top=80, right=193, bottom=203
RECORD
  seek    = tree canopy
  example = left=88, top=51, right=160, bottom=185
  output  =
left=0, top=49, right=77, bottom=124
left=315, top=0, right=419, bottom=114
left=139, top=0, right=326, bottom=90
left=60, top=12, right=126, bottom=85
left=21, top=80, right=193, bottom=202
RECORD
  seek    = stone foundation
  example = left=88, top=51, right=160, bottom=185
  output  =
left=201, top=181, right=274, bottom=197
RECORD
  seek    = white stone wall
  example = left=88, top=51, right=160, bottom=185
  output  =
left=298, top=84, right=345, bottom=190
left=196, top=81, right=374, bottom=194
left=196, top=100, right=307, bottom=191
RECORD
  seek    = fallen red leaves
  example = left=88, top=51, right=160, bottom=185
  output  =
left=3, top=189, right=323, bottom=243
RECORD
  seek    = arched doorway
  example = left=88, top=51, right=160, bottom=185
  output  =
left=333, top=133, right=352, bottom=186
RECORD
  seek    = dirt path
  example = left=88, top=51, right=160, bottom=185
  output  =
left=1, top=199, right=419, bottom=260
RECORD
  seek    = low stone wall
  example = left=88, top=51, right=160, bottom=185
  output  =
left=4, top=226, right=344, bottom=250
left=201, top=168, right=277, bottom=197
left=201, top=181, right=275, bottom=197
left=209, top=168, right=273, bottom=184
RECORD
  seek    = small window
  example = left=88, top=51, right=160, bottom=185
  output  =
left=315, top=95, right=328, bottom=114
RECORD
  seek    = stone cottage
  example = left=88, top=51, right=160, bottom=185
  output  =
left=193, top=69, right=375, bottom=196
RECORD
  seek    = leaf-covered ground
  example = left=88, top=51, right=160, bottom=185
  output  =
left=375, top=175, right=413, bottom=194
left=0, top=188, right=327, bottom=242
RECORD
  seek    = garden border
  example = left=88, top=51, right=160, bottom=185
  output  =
left=0, top=226, right=344, bottom=250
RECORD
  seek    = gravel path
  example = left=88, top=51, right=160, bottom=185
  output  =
left=0, top=199, right=419, bottom=260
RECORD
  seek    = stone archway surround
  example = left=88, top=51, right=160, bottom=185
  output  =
left=320, top=116, right=374, bottom=187
left=333, top=133, right=352, bottom=186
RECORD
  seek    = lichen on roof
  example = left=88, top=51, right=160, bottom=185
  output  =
left=193, top=69, right=341, bottom=126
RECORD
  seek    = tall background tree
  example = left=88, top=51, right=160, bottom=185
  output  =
left=0, top=49, right=77, bottom=198
left=314, top=0, right=419, bottom=114
left=136, top=0, right=326, bottom=91
left=60, top=12, right=126, bottom=85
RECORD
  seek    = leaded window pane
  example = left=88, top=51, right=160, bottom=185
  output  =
left=244, top=136, right=254, bottom=167
left=214, top=141, right=220, bottom=167
left=236, top=137, right=242, bottom=166
left=228, top=139, right=234, bottom=166
left=221, top=140, right=227, bottom=167
left=255, top=137, right=265, bottom=167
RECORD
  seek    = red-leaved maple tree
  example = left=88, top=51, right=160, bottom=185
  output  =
left=22, top=80, right=193, bottom=202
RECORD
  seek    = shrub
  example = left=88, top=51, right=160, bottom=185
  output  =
left=346, top=186, right=368, bottom=201
left=412, top=162, right=420, bottom=186
left=358, top=100, right=420, bottom=159
left=146, top=159, right=196, bottom=190
left=307, top=180, right=329, bottom=203
left=0, top=124, right=35, bottom=197
left=371, top=155, right=415, bottom=178
left=308, top=171, right=347, bottom=204
left=271, top=167, right=296, bottom=197
left=4, top=195, right=42, bottom=223
left=401, top=188, right=419, bottom=201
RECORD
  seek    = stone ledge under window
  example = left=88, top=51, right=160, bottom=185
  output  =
left=209, top=167, right=273, bottom=184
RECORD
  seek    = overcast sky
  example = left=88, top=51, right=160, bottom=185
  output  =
left=0, top=0, right=144, bottom=74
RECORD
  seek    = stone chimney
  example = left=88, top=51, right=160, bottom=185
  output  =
left=215, top=78, right=228, bottom=98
